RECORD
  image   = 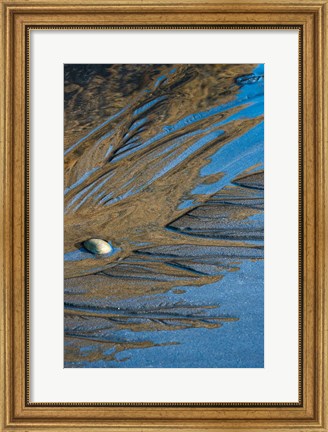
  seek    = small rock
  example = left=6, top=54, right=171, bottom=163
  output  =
left=235, top=73, right=264, bottom=86
left=83, top=238, right=113, bottom=255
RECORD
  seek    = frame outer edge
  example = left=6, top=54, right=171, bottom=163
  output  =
left=1, top=1, right=327, bottom=431
left=320, top=1, right=328, bottom=431
left=0, top=0, right=6, bottom=429
left=1, top=1, right=13, bottom=431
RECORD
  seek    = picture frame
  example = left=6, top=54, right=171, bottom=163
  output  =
left=0, top=0, right=327, bottom=430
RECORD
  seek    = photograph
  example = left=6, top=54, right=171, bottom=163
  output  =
left=64, top=63, right=264, bottom=368
left=1, top=1, right=327, bottom=428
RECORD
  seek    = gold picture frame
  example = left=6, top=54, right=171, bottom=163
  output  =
left=0, top=0, right=327, bottom=430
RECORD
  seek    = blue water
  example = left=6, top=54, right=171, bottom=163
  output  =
left=66, top=260, right=263, bottom=368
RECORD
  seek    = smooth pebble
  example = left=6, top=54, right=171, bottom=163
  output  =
left=83, top=238, right=113, bottom=255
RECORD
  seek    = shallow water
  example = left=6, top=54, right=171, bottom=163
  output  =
left=64, top=64, right=264, bottom=367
